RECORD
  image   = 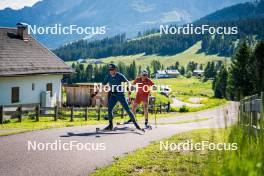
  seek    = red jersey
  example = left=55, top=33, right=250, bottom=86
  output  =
left=133, top=77, right=154, bottom=97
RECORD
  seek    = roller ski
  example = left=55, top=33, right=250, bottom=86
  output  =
left=144, top=124, right=152, bottom=130
left=96, top=123, right=115, bottom=133
left=116, top=121, right=145, bottom=132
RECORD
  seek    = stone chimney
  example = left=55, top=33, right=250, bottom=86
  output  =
left=16, top=22, right=29, bottom=41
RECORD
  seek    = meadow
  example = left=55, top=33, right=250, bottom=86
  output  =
left=153, top=77, right=227, bottom=112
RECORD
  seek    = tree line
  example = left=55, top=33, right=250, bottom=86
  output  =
left=63, top=58, right=223, bottom=84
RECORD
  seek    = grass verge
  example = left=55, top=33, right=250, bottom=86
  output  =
left=0, top=112, right=184, bottom=136
left=91, top=124, right=264, bottom=176
left=158, top=117, right=211, bottom=125
left=91, top=128, right=229, bottom=176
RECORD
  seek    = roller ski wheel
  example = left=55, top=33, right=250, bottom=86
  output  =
left=144, top=124, right=152, bottom=130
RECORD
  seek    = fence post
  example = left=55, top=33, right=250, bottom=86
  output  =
left=97, top=106, right=101, bottom=121
left=238, top=100, right=244, bottom=126
left=85, top=107, right=88, bottom=121
left=17, top=105, right=22, bottom=122
left=155, top=103, right=157, bottom=116
left=121, top=108, right=124, bottom=119
left=70, top=107, right=74, bottom=122
left=238, top=100, right=241, bottom=125
left=167, top=102, right=170, bottom=112
left=261, top=92, right=264, bottom=129
left=0, top=106, right=3, bottom=124
left=35, top=105, right=40, bottom=122
left=54, top=106, right=58, bottom=121
left=250, top=96, right=253, bottom=128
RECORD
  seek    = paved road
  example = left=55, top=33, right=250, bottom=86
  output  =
left=0, top=102, right=239, bottom=176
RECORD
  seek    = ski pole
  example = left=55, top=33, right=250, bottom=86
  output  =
left=153, top=90, right=157, bottom=128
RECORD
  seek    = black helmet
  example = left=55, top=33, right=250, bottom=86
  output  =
left=108, top=63, right=117, bottom=70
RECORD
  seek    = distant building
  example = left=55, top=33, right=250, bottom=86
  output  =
left=193, top=70, right=204, bottom=77
left=166, top=70, right=180, bottom=78
left=0, top=23, right=72, bottom=107
left=155, top=70, right=169, bottom=79
left=77, top=58, right=86, bottom=63
left=155, top=70, right=180, bottom=79
left=87, top=59, right=104, bottom=65
left=94, top=60, right=104, bottom=64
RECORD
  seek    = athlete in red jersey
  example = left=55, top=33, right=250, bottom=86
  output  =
left=126, top=70, right=154, bottom=128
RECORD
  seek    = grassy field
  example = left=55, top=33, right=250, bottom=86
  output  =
left=66, top=41, right=230, bottom=68
left=154, top=77, right=213, bottom=97
left=91, top=125, right=264, bottom=176
left=153, top=77, right=227, bottom=112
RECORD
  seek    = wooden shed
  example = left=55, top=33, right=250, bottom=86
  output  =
left=63, top=83, right=108, bottom=107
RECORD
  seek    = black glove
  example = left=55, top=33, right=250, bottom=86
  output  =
left=91, top=92, right=98, bottom=98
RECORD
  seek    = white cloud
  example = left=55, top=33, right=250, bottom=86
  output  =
left=0, top=0, right=41, bottom=10
left=132, top=0, right=155, bottom=13
left=161, top=10, right=191, bottom=23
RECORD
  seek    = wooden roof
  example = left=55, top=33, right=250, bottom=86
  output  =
left=0, top=27, right=73, bottom=76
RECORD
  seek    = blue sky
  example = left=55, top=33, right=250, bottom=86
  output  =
left=0, top=0, right=41, bottom=10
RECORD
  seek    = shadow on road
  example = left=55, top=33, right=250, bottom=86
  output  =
left=60, top=127, right=143, bottom=138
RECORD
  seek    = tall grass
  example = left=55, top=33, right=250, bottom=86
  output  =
left=205, top=124, right=264, bottom=176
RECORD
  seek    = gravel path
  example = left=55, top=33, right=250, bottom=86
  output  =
left=171, top=98, right=204, bottom=107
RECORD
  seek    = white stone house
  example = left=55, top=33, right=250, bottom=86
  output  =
left=0, top=23, right=72, bottom=107
left=155, top=70, right=180, bottom=79
left=193, top=70, right=204, bottom=77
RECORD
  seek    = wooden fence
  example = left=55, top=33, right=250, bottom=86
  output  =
left=239, top=92, right=264, bottom=132
left=0, top=102, right=170, bottom=124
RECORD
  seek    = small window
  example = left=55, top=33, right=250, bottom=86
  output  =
left=32, top=83, right=35, bottom=91
left=11, top=87, right=19, bottom=103
left=46, top=83, right=53, bottom=97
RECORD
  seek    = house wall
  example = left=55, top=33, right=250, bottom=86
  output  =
left=0, top=74, right=63, bottom=106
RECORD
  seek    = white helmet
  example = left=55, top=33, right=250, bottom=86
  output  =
left=141, top=70, right=148, bottom=76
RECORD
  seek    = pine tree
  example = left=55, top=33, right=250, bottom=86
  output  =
left=146, top=66, right=151, bottom=77
left=213, top=66, right=228, bottom=98
left=180, top=66, right=185, bottom=75
left=175, top=61, right=180, bottom=70
left=226, top=72, right=235, bottom=100
left=230, top=41, right=253, bottom=99
left=138, top=65, right=142, bottom=76
left=250, top=41, right=264, bottom=93
left=85, top=64, right=93, bottom=82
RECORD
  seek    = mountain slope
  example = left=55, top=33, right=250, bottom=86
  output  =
left=196, top=0, right=264, bottom=23
left=54, top=0, right=264, bottom=60
left=0, top=0, right=247, bottom=48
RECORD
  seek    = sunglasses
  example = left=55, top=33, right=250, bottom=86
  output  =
left=109, top=69, right=115, bottom=71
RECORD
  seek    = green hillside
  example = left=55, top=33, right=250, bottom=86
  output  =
left=66, top=41, right=229, bottom=68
